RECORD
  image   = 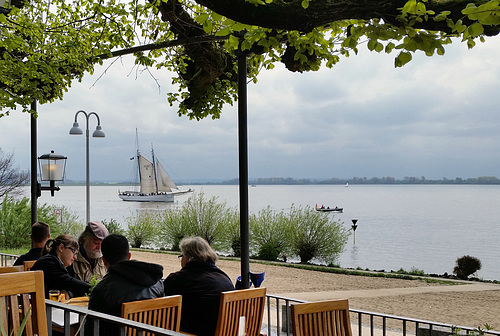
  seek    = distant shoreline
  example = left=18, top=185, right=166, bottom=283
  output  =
left=33, top=175, right=500, bottom=186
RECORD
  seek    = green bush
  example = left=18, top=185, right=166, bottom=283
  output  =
left=0, top=196, right=58, bottom=249
left=125, top=210, right=160, bottom=248
left=102, top=218, right=125, bottom=236
left=288, top=205, right=349, bottom=264
left=250, top=206, right=289, bottom=261
left=49, top=205, right=84, bottom=237
left=453, top=255, right=482, bottom=280
left=158, top=208, right=189, bottom=251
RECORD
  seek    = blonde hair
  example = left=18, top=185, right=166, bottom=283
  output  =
left=179, top=236, right=218, bottom=263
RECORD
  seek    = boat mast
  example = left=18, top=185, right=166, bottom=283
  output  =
left=151, top=144, right=159, bottom=193
left=135, top=128, right=142, bottom=189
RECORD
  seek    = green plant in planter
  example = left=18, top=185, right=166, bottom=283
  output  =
left=0, top=306, right=31, bottom=336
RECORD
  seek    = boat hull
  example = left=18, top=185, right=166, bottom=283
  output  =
left=119, top=192, right=175, bottom=202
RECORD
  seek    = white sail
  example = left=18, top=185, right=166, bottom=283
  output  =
left=156, top=160, right=179, bottom=192
left=138, top=154, right=157, bottom=194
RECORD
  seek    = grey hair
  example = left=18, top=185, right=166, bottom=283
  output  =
left=78, top=226, right=94, bottom=246
left=179, top=236, right=218, bottom=263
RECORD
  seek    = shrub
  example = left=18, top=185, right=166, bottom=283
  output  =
left=177, top=191, right=231, bottom=248
left=49, top=205, right=85, bottom=237
left=0, top=196, right=58, bottom=248
left=453, top=255, right=482, bottom=280
left=250, top=207, right=289, bottom=261
left=158, top=208, right=189, bottom=251
left=287, top=205, right=349, bottom=264
left=101, top=218, right=125, bottom=236
left=125, top=210, right=160, bottom=248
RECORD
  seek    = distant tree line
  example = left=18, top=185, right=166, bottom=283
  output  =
left=217, top=176, right=500, bottom=185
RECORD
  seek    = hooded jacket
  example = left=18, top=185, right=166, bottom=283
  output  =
left=88, top=259, right=164, bottom=335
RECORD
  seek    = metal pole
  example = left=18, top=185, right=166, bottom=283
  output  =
left=30, top=100, right=37, bottom=226
left=238, top=51, right=250, bottom=289
left=85, top=120, right=90, bottom=224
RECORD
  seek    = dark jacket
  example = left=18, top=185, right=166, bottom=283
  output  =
left=13, top=247, right=43, bottom=266
left=88, top=260, right=164, bottom=336
left=31, top=253, right=90, bottom=298
left=163, top=261, right=235, bottom=336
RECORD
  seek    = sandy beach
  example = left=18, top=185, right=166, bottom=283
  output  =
left=133, top=250, right=500, bottom=331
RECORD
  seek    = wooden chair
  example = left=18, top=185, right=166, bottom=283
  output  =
left=291, top=299, right=352, bottom=336
left=0, top=270, right=48, bottom=336
left=24, top=260, right=36, bottom=271
left=121, top=295, right=182, bottom=336
left=214, top=287, right=266, bottom=336
left=0, top=265, right=24, bottom=274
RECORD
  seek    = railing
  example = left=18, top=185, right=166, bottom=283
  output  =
left=0, top=253, right=18, bottom=266
left=263, top=294, right=500, bottom=336
left=46, top=300, right=186, bottom=336
left=2, top=252, right=498, bottom=336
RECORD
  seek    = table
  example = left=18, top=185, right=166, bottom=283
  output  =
left=51, top=297, right=89, bottom=335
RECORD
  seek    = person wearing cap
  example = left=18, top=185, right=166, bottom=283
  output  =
left=67, top=221, right=109, bottom=282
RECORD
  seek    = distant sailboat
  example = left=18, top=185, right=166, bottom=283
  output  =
left=345, top=183, right=349, bottom=187
left=119, top=131, right=192, bottom=202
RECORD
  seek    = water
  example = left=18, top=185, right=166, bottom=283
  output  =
left=26, top=184, right=500, bottom=280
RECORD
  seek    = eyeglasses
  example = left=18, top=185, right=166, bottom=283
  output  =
left=177, top=254, right=183, bottom=259
left=66, top=246, right=78, bottom=256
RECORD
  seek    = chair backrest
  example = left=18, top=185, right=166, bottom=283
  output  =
left=0, top=265, right=24, bottom=274
left=214, top=287, right=266, bottom=336
left=0, top=270, right=48, bottom=336
left=291, top=299, right=352, bottom=336
left=121, top=295, right=182, bottom=336
left=24, top=260, right=37, bottom=271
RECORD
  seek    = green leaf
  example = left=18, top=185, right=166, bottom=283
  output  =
left=395, top=51, right=412, bottom=67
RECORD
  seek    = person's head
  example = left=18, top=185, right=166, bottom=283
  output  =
left=179, top=236, right=217, bottom=268
left=101, top=234, right=130, bottom=268
left=31, top=222, right=50, bottom=247
left=42, top=234, right=79, bottom=267
left=78, top=221, right=109, bottom=259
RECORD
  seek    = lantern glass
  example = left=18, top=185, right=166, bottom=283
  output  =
left=38, top=151, right=67, bottom=181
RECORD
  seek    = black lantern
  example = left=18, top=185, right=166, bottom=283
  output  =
left=37, top=150, right=67, bottom=197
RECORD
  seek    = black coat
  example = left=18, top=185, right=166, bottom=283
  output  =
left=88, top=260, right=164, bottom=336
left=163, top=261, right=235, bottom=336
left=31, top=253, right=90, bottom=298
left=13, top=247, right=43, bottom=266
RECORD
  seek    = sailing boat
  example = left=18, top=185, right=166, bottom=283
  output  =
left=119, top=133, right=192, bottom=202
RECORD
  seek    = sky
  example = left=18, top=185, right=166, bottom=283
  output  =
left=1, top=37, right=500, bottom=183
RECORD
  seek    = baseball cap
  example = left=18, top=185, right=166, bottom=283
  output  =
left=87, top=221, right=109, bottom=240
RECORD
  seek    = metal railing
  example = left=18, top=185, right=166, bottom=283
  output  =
left=2, top=252, right=498, bottom=336
left=263, top=294, right=500, bottom=336
left=46, top=300, right=185, bottom=336
left=0, top=253, right=18, bottom=266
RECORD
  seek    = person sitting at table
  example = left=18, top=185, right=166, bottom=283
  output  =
left=31, top=234, right=90, bottom=299
left=14, top=221, right=50, bottom=266
left=68, top=221, right=109, bottom=282
left=163, top=236, right=235, bottom=336
left=88, top=234, right=164, bottom=335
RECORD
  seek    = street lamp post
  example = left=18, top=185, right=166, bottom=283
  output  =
left=69, top=110, right=105, bottom=224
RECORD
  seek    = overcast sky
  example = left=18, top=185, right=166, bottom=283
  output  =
left=1, top=37, right=500, bottom=183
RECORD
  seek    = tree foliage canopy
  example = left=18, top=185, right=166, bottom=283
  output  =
left=1, top=0, right=500, bottom=119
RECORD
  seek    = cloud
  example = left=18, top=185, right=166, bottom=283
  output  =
left=1, top=37, right=500, bottom=182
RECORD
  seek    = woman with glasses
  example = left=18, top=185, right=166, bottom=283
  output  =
left=32, top=234, right=91, bottom=299
left=164, top=236, right=235, bottom=336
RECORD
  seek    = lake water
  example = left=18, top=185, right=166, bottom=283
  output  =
left=26, top=184, right=500, bottom=280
